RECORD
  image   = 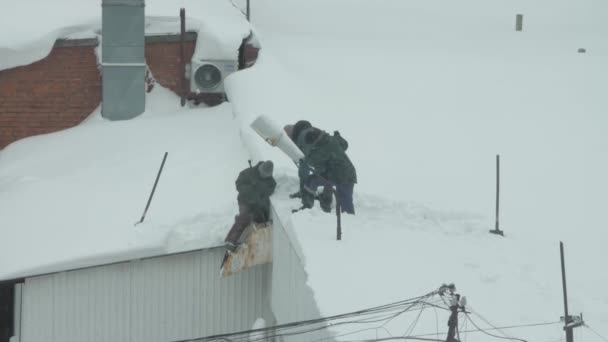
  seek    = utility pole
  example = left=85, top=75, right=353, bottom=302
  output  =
left=439, top=283, right=465, bottom=342
left=560, top=241, right=584, bottom=342
left=489, top=154, right=504, bottom=236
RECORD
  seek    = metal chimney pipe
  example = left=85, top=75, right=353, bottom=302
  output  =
left=101, top=0, right=146, bottom=120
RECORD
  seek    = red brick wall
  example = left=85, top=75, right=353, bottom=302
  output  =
left=0, top=39, right=197, bottom=149
left=145, top=40, right=196, bottom=95
left=0, top=45, right=102, bottom=149
left=0, top=34, right=258, bottom=149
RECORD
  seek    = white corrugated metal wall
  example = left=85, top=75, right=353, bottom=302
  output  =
left=270, top=208, right=334, bottom=342
left=20, top=247, right=273, bottom=342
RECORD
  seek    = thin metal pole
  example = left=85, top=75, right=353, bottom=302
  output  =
left=560, top=241, right=574, bottom=342
left=136, top=152, right=168, bottom=225
left=495, top=154, right=500, bottom=230
left=336, top=192, right=342, bottom=240
left=246, top=0, right=250, bottom=21
left=179, top=8, right=186, bottom=107
left=515, top=14, right=524, bottom=32
left=490, top=154, right=504, bottom=236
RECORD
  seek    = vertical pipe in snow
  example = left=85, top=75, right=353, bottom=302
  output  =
left=180, top=8, right=186, bottom=107
left=560, top=242, right=574, bottom=342
left=336, top=195, right=342, bottom=241
left=495, top=154, right=500, bottom=231
left=246, top=0, right=251, bottom=21
left=490, top=154, right=504, bottom=236
left=515, top=14, right=524, bottom=31
left=101, top=0, right=145, bottom=120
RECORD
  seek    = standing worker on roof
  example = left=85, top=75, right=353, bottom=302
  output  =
left=284, top=120, right=357, bottom=214
left=225, top=160, right=276, bottom=251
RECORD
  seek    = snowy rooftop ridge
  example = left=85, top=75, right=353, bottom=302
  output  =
left=0, top=0, right=251, bottom=71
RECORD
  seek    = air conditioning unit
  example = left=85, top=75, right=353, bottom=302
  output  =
left=190, top=59, right=238, bottom=94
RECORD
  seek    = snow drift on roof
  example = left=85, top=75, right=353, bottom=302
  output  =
left=0, top=86, right=250, bottom=281
left=0, top=0, right=251, bottom=71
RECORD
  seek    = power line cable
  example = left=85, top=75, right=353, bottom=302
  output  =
left=178, top=291, right=438, bottom=342
left=431, top=304, right=440, bottom=340
left=468, top=306, right=527, bottom=342
left=464, top=312, right=528, bottom=342
left=413, top=322, right=564, bottom=342
left=337, top=337, right=445, bottom=342
left=403, top=302, right=427, bottom=337
left=585, top=325, right=608, bottom=342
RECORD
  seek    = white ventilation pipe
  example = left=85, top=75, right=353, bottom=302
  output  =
left=250, top=115, right=305, bottom=162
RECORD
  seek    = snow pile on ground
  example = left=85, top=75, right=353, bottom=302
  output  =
left=0, top=0, right=250, bottom=71
left=0, top=86, right=248, bottom=281
left=226, top=0, right=608, bottom=339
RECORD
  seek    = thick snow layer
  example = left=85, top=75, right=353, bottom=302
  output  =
left=226, top=0, right=608, bottom=339
left=0, top=86, right=250, bottom=281
left=0, top=0, right=250, bottom=71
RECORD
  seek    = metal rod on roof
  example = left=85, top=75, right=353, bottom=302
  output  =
left=179, top=8, right=187, bottom=107
left=489, top=154, right=504, bottom=236
left=135, top=152, right=168, bottom=226
left=246, top=0, right=250, bottom=21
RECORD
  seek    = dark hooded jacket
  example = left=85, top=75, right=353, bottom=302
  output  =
left=235, top=162, right=277, bottom=211
left=296, top=128, right=357, bottom=185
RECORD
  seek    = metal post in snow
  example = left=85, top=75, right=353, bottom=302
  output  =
left=335, top=192, right=342, bottom=241
left=179, top=8, right=186, bottom=107
left=560, top=242, right=574, bottom=342
left=135, top=152, right=169, bottom=226
left=489, top=154, right=504, bottom=236
left=515, top=14, right=524, bottom=32
left=246, top=0, right=251, bottom=21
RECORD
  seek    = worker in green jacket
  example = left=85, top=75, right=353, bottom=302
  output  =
left=225, top=160, right=276, bottom=251
left=285, top=120, right=357, bottom=214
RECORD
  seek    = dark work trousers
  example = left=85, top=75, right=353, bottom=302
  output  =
left=225, top=203, right=269, bottom=244
left=225, top=203, right=253, bottom=245
left=306, top=175, right=355, bottom=214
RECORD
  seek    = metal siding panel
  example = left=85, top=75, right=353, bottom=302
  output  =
left=271, top=209, right=334, bottom=342
left=192, top=250, right=202, bottom=338
left=21, top=249, right=273, bottom=342
left=42, top=264, right=132, bottom=342
left=21, top=276, right=54, bottom=342
left=14, top=284, right=22, bottom=342
left=52, top=272, right=67, bottom=342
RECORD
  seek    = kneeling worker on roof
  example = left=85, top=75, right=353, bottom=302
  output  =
left=225, top=160, right=276, bottom=251
left=284, top=120, right=357, bottom=214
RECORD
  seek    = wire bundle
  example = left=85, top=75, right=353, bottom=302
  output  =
left=175, top=290, right=439, bottom=342
left=173, top=287, right=564, bottom=342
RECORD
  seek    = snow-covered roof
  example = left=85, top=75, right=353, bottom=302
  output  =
left=225, top=0, right=608, bottom=339
left=0, top=87, right=254, bottom=281
left=0, top=0, right=251, bottom=71
left=0, top=0, right=255, bottom=281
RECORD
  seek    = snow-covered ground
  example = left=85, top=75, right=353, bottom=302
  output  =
left=227, top=0, right=608, bottom=340
left=0, top=0, right=607, bottom=341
